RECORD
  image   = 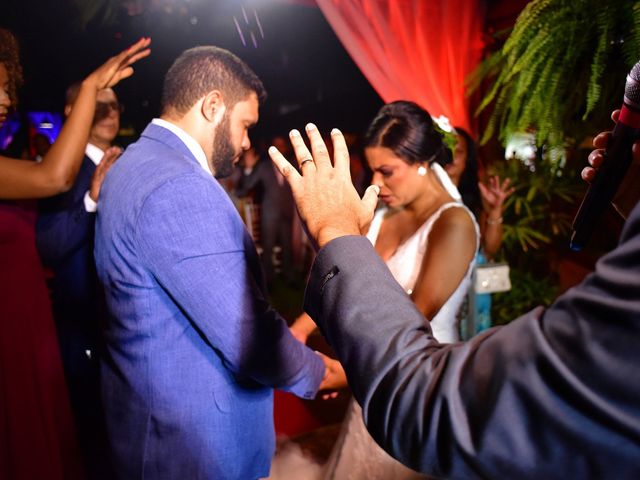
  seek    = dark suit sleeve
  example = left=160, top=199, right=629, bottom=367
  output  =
left=36, top=159, right=94, bottom=264
left=136, top=173, right=324, bottom=398
left=305, top=207, right=640, bottom=479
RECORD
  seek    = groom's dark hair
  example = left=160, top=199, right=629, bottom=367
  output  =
left=161, top=46, right=266, bottom=116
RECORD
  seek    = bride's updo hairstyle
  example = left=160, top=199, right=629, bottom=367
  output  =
left=363, top=100, right=451, bottom=168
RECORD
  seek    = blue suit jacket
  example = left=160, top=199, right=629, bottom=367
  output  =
left=94, top=123, right=324, bottom=479
left=306, top=203, right=640, bottom=479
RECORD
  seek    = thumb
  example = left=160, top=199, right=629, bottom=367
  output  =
left=361, top=184, right=380, bottom=214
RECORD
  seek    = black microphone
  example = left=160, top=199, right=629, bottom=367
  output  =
left=570, top=61, right=640, bottom=251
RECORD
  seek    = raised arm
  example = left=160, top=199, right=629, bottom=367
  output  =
left=478, top=175, right=514, bottom=259
left=0, top=37, right=150, bottom=199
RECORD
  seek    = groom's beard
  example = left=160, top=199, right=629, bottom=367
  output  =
left=211, top=115, right=237, bottom=179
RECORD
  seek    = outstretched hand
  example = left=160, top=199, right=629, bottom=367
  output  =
left=268, top=123, right=379, bottom=250
left=89, top=146, right=122, bottom=202
left=479, top=175, right=515, bottom=217
left=84, top=37, right=151, bottom=91
left=584, top=109, right=640, bottom=219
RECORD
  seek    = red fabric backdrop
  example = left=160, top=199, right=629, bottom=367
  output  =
left=315, top=0, right=486, bottom=135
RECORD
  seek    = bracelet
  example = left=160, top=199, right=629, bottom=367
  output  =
left=486, top=216, right=503, bottom=225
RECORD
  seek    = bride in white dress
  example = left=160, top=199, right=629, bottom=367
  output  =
left=287, top=101, right=478, bottom=479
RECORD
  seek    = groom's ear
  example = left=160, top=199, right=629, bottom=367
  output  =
left=201, top=90, right=226, bottom=125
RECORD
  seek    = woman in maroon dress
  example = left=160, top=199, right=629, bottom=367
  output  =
left=0, top=30, right=150, bottom=479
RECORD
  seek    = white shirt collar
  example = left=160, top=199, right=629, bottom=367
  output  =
left=151, top=118, right=211, bottom=175
left=85, top=143, right=104, bottom=166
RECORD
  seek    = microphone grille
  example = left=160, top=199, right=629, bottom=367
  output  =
left=624, top=61, right=640, bottom=107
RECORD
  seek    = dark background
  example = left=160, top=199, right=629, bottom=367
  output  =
left=2, top=0, right=385, bottom=146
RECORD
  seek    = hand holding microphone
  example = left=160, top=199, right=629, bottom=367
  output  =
left=582, top=111, right=640, bottom=222
left=570, top=61, right=640, bottom=251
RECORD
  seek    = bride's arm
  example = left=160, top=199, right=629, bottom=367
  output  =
left=0, top=37, right=150, bottom=199
left=410, top=208, right=477, bottom=320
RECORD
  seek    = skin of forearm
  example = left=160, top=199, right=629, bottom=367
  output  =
left=482, top=224, right=503, bottom=259
left=0, top=81, right=97, bottom=199
left=38, top=80, right=98, bottom=192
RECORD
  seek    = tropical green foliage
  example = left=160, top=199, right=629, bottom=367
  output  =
left=470, top=0, right=640, bottom=150
left=467, top=0, right=640, bottom=324
left=487, top=151, right=583, bottom=324
left=493, top=154, right=581, bottom=253
left=491, top=268, right=558, bottom=326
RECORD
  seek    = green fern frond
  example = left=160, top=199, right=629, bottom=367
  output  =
left=584, top=11, right=612, bottom=118
left=620, top=3, right=640, bottom=65
left=470, top=0, right=640, bottom=150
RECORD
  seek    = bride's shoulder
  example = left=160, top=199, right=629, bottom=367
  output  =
left=440, top=203, right=474, bottom=220
left=431, top=204, right=478, bottom=239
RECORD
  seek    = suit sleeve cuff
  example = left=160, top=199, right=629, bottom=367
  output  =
left=304, top=235, right=369, bottom=323
left=294, top=350, right=326, bottom=399
left=83, top=191, right=98, bottom=212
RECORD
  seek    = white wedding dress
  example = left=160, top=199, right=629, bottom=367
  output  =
left=322, top=200, right=479, bottom=480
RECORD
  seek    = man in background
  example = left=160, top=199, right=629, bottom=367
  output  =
left=36, top=83, right=121, bottom=477
left=236, top=135, right=296, bottom=288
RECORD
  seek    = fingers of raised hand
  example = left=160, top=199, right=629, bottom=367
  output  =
left=330, top=128, right=350, bottom=175
left=483, top=175, right=496, bottom=191
left=102, top=38, right=151, bottom=87
left=304, top=123, right=331, bottom=170
left=100, top=147, right=121, bottom=169
left=360, top=184, right=380, bottom=227
left=480, top=180, right=497, bottom=198
left=497, top=178, right=515, bottom=199
left=268, top=145, right=301, bottom=189
left=105, top=145, right=122, bottom=159
left=289, top=128, right=315, bottom=172
left=499, top=177, right=511, bottom=190
left=123, top=37, right=152, bottom=66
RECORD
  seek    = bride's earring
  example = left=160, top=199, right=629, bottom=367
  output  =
left=417, top=165, right=427, bottom=176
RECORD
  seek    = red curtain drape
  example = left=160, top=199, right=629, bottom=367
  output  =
left=315, top=0, right=486, bottom=135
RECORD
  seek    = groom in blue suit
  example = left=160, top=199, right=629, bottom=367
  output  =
left=94, top=46, right=328, bottom=479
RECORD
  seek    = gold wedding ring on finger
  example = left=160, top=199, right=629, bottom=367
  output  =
left=300, top=158, right=314, bottom=168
